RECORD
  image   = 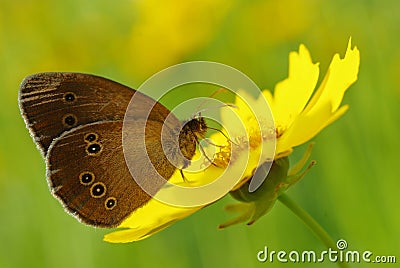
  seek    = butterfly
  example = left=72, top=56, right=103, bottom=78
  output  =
left=19, top=72, right=207, bottom=227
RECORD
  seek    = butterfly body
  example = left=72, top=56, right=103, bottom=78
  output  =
left=19, top=73, right=207, bottom=227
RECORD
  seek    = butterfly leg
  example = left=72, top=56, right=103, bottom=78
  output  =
left=198, top=142, right=219, bottom=167
left=179, top=169, right=189, bottom=183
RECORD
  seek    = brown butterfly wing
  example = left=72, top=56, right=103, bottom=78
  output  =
left=18, top=72, right=182, bottom=227
left=19, top=72, right=177, bottom=156
left=47, top=121, right=178, bottom=227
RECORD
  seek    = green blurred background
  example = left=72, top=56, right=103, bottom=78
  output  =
left=1, top=0, right=399, bottom=267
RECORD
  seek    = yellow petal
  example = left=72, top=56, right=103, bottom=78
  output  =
left=262, top=89, right=273, bottom=105
left=272, top=44, right=320, bottom=127
left=323, top=105, right=349, bottom=128
left=276, top=101, right=333, bottom=153
left=304, top=38, right=360, bottom=114
left=228, top=90, right=259, bottom=126
left=104, top=199, right=201, bottom=243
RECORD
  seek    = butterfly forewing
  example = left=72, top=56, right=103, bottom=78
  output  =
left=19, top=73, right=135, bottom=156
left=19, top=72, right=177, bottom=156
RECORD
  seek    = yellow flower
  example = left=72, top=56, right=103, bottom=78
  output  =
left=104, top=39, right=360, bottom=243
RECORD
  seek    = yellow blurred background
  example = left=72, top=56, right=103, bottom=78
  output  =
left=1, top=0, right=399, bottom=267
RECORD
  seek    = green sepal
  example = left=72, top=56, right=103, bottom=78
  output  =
left=230, top=157, right=289, bottom=203
left=219, top=143, right=315, bottom=229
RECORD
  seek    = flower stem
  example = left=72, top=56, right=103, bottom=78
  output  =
left=278, top=193, right=350, bottom=268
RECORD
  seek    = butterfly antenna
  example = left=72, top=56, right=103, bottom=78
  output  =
left=194, top=88, right=227, bottom=111
left=194, top=103, right=237, bottom=118
left=205, top=126, right=238, bottom=146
